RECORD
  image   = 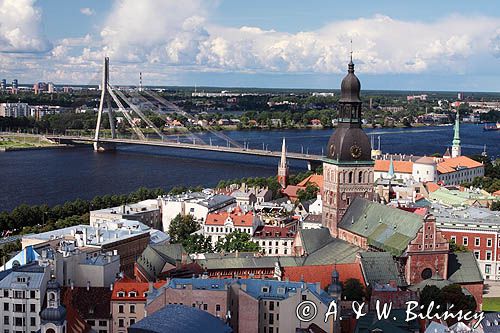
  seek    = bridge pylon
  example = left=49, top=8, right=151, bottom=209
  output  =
left=94, top=57, right=116, bottom=152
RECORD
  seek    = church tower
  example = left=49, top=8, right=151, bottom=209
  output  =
left=322, top=58, right=374, bottom=237
left=277, top=138, right=289, bottom=188
left=40, top=279, right=67, bottom=333
left=451, top=110, right=461, bottom=158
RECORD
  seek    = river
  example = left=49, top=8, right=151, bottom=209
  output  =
left=0, top=124, right=497, bottom=212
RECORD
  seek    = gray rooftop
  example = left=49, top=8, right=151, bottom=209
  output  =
left=358, top=252, right=406, bottom=287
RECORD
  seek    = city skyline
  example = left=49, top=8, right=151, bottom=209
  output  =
left=2, top=0, right=500, bottom=91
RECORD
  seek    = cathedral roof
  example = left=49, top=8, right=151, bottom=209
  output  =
left=340, top=60, right=361, bottom=103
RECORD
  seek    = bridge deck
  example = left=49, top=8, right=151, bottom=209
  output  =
left=47, top=135, right=324, bottom=162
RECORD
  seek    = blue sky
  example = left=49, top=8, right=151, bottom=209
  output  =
left=2, top=0, right=500, bottom=91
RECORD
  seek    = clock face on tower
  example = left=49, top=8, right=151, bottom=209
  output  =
left=350, top=144, right=362, bottom=159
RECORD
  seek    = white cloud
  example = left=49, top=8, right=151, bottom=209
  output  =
left=80, top=7, right=95, bottom=16
left=0, top=0, right=51, bottom=53
left=90, top=1, right=500, bottom=78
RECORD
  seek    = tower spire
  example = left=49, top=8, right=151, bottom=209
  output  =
left=451, top=109, right=461, bottom=158
left=277, top=138, right=289, bottom=188
left=388, top=156, right=395, bottom=179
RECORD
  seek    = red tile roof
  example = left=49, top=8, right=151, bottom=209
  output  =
left=493, top=190, right=500, bottom=197
left=205, top=206, right=255, bottom=226
left=111, top=277, right=166, bottom=301
left=281, top=185, right=301, bottom=200
left=374, top=160, right=413, bottom=174
left=283, top=263, right=366, bottom=289
left=253, top=225, right=295, bottom=239
left=425, top=182, right=440, bottom=193
left=297, top=174, right=324, bottom=193
left=437, top=156, right=483, bottom=174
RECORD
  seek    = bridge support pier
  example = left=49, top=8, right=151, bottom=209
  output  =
left=93, top=141, right=116, bottom=152
left=307, top=160, right=322, bottom=171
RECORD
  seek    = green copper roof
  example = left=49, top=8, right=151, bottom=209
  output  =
left=339, top=197, right=423, bottom=256
left=358, top=252, right=406, bottom=286
left=322, top=157, right=374, bottom=166
left=448, top=252, right=484, bottom=284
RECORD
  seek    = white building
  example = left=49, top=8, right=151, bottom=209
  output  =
left=203, top=206, right=262, bottom=248
left=90, top=199, right=161, bottom=230
left=0, top=262, right=51, bottom=333
left=252, top=226, right=295, bottom=256
left=158, top=192, right=235, bottom=232
left=0, top=102, right=29, bottom=118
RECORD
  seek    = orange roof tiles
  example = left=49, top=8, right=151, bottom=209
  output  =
left=283, top=263, right=366, bottom=289
left=493, top=190, right=500, bottom=197
left=374, top=160, right=413, bottom=174
left=425, top=182, right=441, bottom=193
left=281, top=185, right=301, bottom=200
left=297, top=174, right=324, bottom=192
left=111, top=277, right=166, bottom=301
left=437, top=156, right=483, bottom=174
left=205, top=207, right=255, bottom=227
left=253, top=225, right=295, bottom=239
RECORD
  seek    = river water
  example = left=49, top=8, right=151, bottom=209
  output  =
left=0, top=124, right=497, bottom=212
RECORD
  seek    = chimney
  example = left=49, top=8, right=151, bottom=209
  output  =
left=148, top=282, right=153, bottom=294
left=110, top=283, right=114, bottom=291
left=86, top=281, right=90, bottom=291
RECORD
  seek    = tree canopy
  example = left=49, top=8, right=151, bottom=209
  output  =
left=215, top=230, right=259, bottom=253
left=168, top=214, right=200, bottom=244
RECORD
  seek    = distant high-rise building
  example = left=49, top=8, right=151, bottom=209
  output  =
left=11, top=79, right=18, bottom=94
left=457, top=92, right=464, bottom=101
left=48, top=82, right=55, bottom=93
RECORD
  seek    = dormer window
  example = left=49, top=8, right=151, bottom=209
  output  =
left=128, top=291, right=137, bottom=297
left=117, top=291, right=125, bottom=297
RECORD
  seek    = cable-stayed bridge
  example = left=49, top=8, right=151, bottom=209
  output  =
left=46, top=57, right=324, bottom=168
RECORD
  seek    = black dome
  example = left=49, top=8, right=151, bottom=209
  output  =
left=326, top=127, right=372, bottom=161
left=339, top=61, right=361, bottom=103
left=40, top=306, right=67, bottom=322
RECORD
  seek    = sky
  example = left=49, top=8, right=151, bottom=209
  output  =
left=1, top=0, right=500, bottom=91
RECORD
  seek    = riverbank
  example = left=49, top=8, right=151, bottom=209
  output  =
left=0, top=134, right=66, bottom=152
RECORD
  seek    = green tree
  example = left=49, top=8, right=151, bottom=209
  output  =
left=491, top=201, right=500, bottom=211
left=215, top=231, right=259, bottom=253
left=297, top=184, right=319, bottom=202
left=182, top=234, right=212, bottom=254
left=341, top=278, right=365, bottom=302
left=420, top=284, right=476, bottom=323
left=168, top=214, right=200, bottom=244
left=449, top=240, right=469, bottom=252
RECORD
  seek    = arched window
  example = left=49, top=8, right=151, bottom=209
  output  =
left=358, top=171, right=363, bottom=183
left=348, top=171, right=353, bottom=183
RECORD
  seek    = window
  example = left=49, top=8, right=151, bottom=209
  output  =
left=3, top=303, right=8, bottom=311
left=30, top=291, right=35, bottom=298
left=128, top=291, right=137, bottom=297
left=87, top=320, right=95, bottom=326
left=30, top=317, right=35, bottom=326
left=450, top=236, right=456, bottom=243
left=13, top=291, right=23, bottom=299
left=3, top=290, right=7, bottom=297
left=269, top=301, right=274, bottom=311
left=302, top=295, right=306, bottom=301
left=475, top=237, right=480, bottom=246
left=30, top=304, right=35, bottom=312
left=118, top=305, right=124, bottom=313
left=130, top=319, right=136, bottom=325
left=486, top=264, right=492, bottom=274
left=216, top=304, right=221, bottom=312
left=463, top=237, right=468, bottom=246
left=99, top=320, right=107, bottom=327
left=474, top=250, right=480, bottom=259
left=14, top=317, right=22, bottom=326
left=269, top=313, right=274, bottom=325
left=14, top=304, right=23, bottom=312
left=118, top=319, right=124, bottom=328
left=487, top=239, right=493, bottom=247
left=130, top=305, right=135, bottom=314
left=4, top=316, right=9, bottom=325
left=486, top=251, right=492, bottom=261
left=203, top=304, right=208, bottom=311
left=117, top=291, right=125, bottom=297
